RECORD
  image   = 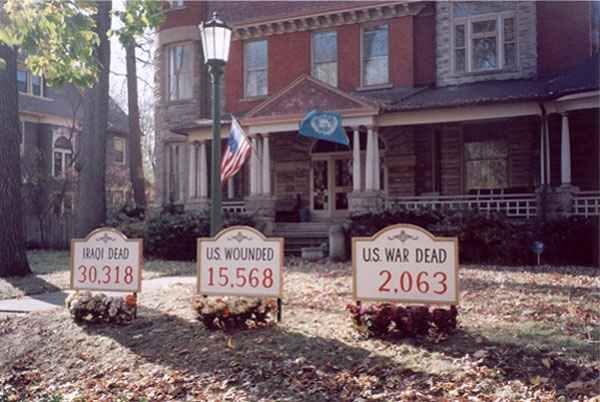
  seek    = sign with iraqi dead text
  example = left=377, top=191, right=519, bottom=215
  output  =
left=197, top=226, right=284, bottom=298
left=352, top=224, right=459, bottom=305
left=71, top=228, right=143, bottom=293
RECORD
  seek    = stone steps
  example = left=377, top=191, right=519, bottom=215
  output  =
left=272, top=222, right=334, bottom=256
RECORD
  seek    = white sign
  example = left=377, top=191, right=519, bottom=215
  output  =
left=197, top=226, right=283, bottom=298
left=71, top=228, right=143, bottom=293
left=352, top=224, right=459, bottom=304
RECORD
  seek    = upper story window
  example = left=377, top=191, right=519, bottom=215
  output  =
left=17, top=68, right=46, bottom=97
left=167, top=43, right=193, bottom=101
left=453, top=2, right=517, bottom=74
left=166, top=0, right=184, bottom=8
left=113, top=137, right=126, bottom=164
left=244, top=40, right=268, bottom=97
left=312, top=31, right=337, bottom=87
left=362, top=24, right=389, bottom=87
left=52, top=130, right=73, bottom=178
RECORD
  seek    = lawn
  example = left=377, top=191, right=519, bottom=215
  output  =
left=0, top=250, right=196, bottom=300
left=0, top=253, right=599, bottom=401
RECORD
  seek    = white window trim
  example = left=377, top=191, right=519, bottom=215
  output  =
left=452, top=11, right=518, bottom=75
left=19, top=120, right=25, bottom=157
left=113, top=137, right=126, bottom=165
left=166, top=43, right=193, bottom=102
left=52, top=130, right=73, bottom=179
left=243, top=39, right=268, bottom=98
left=166, top=0, right=185, bottom=9
left=311, top=30, right=338, bottom=87
left=360, top=23, right=390, bottom=89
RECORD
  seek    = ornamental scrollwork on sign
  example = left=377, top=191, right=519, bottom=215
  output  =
left=387, top=230, right=419, bottom=243
left=96, top=233, right=116, bottom=243
left=227, top=231, right=252, bottom=243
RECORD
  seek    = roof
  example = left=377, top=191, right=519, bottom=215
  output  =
left=19, top=84, right=129, bottom=135
left=372, top=54, right=599, bottom=111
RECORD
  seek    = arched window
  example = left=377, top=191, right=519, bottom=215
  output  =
left=52, top=131, right=73, bottom=178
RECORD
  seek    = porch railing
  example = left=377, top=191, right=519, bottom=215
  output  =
left=571, top=191, right=600, bottom=217
left=222, top=200, right=247, bottom=214
left=386, top=193, right=538, bottom=219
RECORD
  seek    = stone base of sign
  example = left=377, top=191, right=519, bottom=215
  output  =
left=185, top=198, right=210, bottom=212
left=349, top=191, right=385, bottom=215
left=246, top=195, right=276, bottom=234
left=301, top=246, right=327, bottom=261
left=329, top=224, right=347, bottom=261
left=537, top=185, right=578, bottom=219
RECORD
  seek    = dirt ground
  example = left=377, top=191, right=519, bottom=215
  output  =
left=0, top=259, right=599, bottom=402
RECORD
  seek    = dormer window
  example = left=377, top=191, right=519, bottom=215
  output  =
left=312, top=31, right=337, bottom=87
left=17, top=68, right=46, bottom=97
left=453, top=2, right=517, bottom=74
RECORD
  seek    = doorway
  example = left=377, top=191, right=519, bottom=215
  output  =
left=310, top=154, right=353, bottom=219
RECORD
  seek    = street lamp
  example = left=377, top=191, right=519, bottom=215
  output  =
left=199, top=12, right=232, bottom=236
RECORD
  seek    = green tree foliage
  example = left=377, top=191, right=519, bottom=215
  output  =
left=111, top=0, right=164, bottom=46
left=0, top=0, right=98, bottom=87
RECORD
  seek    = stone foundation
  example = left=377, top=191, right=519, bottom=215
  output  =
left=537, top=185, right=578, bottom=219
left=246, top=195, right=276, bottom=234
left=348, top=191, right=385, bottom=215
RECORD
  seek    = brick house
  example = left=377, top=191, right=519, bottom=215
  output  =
left=154, top=1, right=599, bottom=238
left=18, top=64, right=131, bottom=247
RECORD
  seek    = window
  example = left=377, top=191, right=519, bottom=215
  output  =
left=244, top=40, right=267, bottom=97
left=312, top=31, right=337, bottom=87
left=17, top=70, right=28, bottom=93
left=113, top=137, right=126, bottom=164
left=167, top=0, right=184, bottom=8
left=52, top=133, right=73, bottom=178
left=453, top=3, right=517, bottom=73
left=111, top=189, right=126, bottom=206
left=464, top=140, right=508, bottom=191
left=167, top=44, right=193, bottom=101
left=17, top=68, right=46, bottom=97
left=362, top=24, right=389, bottom=86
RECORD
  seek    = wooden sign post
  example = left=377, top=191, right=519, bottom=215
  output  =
left=352, top=224, right=459, bottom=305
left=197, top=226, right=284, bottom=321
left=71, top=228, right=143, bottom=316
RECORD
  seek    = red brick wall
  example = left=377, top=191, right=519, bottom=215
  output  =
left=268, top=31, right=311, bottom=93
left=413, top=13, right=436, bottom=86
left=389, top=16, right=414, bottom=87
left=337, top=23, right=361, bottom=91
left=159, top=2, right=205, bottom=32
left=537, top=1, right=592, bottom=76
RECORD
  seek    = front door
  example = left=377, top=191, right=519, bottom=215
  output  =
left=311, top=155, right=352, bottom=219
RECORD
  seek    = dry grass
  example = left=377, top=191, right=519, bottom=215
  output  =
left=0, top=256, right=599, bottom=401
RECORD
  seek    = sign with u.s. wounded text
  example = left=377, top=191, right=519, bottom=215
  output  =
left=71, top=228, right=143, bottom=292
left=352, top=224, right=459, bottom=305
left=197, top=226, right=284, bottom=298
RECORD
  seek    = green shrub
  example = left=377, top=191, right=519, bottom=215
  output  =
left=350, top=209, right=598, bottom=266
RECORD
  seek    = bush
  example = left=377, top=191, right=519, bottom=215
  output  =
left=346, top=303, right=458, bottom=339
left=192, top=296, right=277, bottom=331
left=350, top=209, right=598, bottom=266
left=107, top=206, right=257, bottom=261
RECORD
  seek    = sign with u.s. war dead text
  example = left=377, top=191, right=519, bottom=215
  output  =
left=70, top=228, right=143, bottom=292
left=352, top=224, right=459, bottom=305
left=197, top=226, right=284, bottom=298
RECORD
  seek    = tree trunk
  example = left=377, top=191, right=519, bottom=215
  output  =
left=126, top=40, right=146, bottom=209
left=0, top=44, right=31, bottom=277
left=75, top=1, right=112, bottom=237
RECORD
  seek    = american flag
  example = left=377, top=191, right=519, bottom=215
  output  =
left=220, top=116, right=251, bottom=183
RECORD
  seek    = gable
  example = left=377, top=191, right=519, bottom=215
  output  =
left=244, top=75, right=378, bottom=121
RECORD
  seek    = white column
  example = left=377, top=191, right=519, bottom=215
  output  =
left=256, top=136, right=263, bottom=194
left=250, top=136, right=258, bottom=195
left=262, top=134, right=271, bottom=195
left=540, top=118, right=546, bottom=185
left=560, top=112, right=572, bottom=185
left=177, top=144, right=185, bottom=202
left=188, top=144, right=197, bottom=199
left=164, top=144, right=171, bottom=202
left=374, top=128, right=380, bottom=191
left=352, top=128, right=361, bottom=191
left=365, top=127, right=374, bottom=190
left=199, top=141, right=208, bottom=198
left=227, top=174, right=235, bottom=199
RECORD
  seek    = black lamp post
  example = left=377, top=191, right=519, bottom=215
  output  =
left=199, top=12, right=232, bottom=236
